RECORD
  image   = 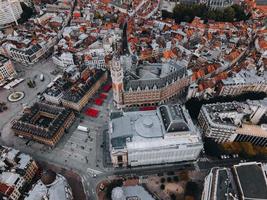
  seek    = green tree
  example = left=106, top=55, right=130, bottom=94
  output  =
left=170, top=193, right=177, bottom=200
left=223, top=7, right=235, bottom=22
left=184, top=182, right=199, bottom=199
left=215, top=9, right=224, bottom=21
left=173, top=176, right=179, bottom=182
left=171, top=4, right=247, bottom=23
left=240, top=142, right=256, bottom=157
left=162, top=10, right=173, bottom=19
left=231, top=4, right=248, bottom=21
left=167, top=177, right=172, bottom=182
left=205, top=10, right=217, bottom=21
left=180, top=171, right=189, bottom=181
left=160, top=177, right=166, bottom=183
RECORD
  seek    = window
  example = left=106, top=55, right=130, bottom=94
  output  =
left=117, top=155, right=123, bottom=162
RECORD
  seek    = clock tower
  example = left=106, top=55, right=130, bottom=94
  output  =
left=111, top=54, right=124, bottom=108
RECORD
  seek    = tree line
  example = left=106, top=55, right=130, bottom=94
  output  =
left=204, top=138, right=267, bottom=159
left=162, top=4, right=250, bottom=23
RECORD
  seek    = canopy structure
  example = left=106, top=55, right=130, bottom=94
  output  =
left=139, top=106, right=156, bottom=111
left=94, top=98, right=104, bottom=106
left=85, top=108, right=99, bottom=118
left=102, top=83, right=112, bottom=92
left=99, top=93, right=107, bottom=99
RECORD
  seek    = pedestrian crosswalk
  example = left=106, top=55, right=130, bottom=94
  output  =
left=87, top=168, right=103, bottom=176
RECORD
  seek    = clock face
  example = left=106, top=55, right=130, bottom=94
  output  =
left=113, top=61, right=121, bottom=71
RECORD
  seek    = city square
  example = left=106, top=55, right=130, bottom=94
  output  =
left=0, top=0, right=267, bottom=199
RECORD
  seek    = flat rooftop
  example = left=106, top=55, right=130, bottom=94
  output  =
left=202, top=99, right=267, bottom=136
left=234, top=163, right=267, bottom=199
left=110, top=104, right=199, bottom=149
left=216, top=169, right=235, bottom=200
left=236, top=124, right=267, bottom=138
left=111, top=110, right=163, bottom=148
left=11, top=102, right=74, bottom=139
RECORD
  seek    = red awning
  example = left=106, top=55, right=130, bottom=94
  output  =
left=99, top=93, right=107, bottom=99
left=94, top=98, right=104, bottom=106
left=139, top=106, right=156, bottom=111
left=85, top=108, right=99, bottom=118
left=102, top=83, right=112, bottom=92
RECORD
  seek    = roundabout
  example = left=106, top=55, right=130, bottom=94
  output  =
left=8, top=91, right=25, bottom=102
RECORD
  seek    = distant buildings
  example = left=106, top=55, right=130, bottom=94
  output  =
left=52, top=52, right=75, bottom=68
left=0, top=0, right=73, bottom=64
left=0, top=146, right=72, bottom=200
left=0, top=146, right=39, bottom=200
left=0, top=55, right=17, bottom=85
left=218, top=69, right=267, bottom=97
left=26, top=170, right=73, bottom=200
left=202, top=162, right=267, bottom=200
left=206, top=0, right=233, bottom=9
left=11, top=102, right=75, bottom=147
left=198, top=99, right=267, bottom=146
left=111, top=55, right=190, bottom=108
left=109, top=104, right=202, bottom=167
left=0, top=0, right=22, bottom=27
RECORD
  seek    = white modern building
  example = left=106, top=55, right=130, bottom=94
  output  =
left=109, top=104, right=203, bottom=167
left=198, top=99, right=267, bottom=146
left=218, top=69, right=267, bottom=97
left=52, top=52, right=75, bottom=68
left=0, top=0, right=23, bottom=27
left=202, top=162, right=267, bottom=200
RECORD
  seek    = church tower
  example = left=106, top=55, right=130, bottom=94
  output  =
left=111, top=54, right=124, bottom=108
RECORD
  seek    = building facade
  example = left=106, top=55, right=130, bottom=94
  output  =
left=218, top=69, right=267, bottom=97
left=9, top=44, right=45, bottom=65
left=0, top=55, right=17, bottom=85
left=61, top=70, right=108, bottom=111
left=0, top=0, right=23, bottom=27
left=198, top=99, right=267, bottom=146
left=111, top=56, right=191, bottom=108
left=0, top=172, right=25, bottom=200
left=52, top=52, right=75, bottom=68
left=11, top=102, right=76, bottom=147
left=109, top=104, right=203, bottom=167
left=202, top=162, right=267, bottom=200
left=0, top=146, right=39, bottom=200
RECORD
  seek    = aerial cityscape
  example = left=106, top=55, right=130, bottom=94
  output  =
left=0, top=0, right=266, bottom=199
